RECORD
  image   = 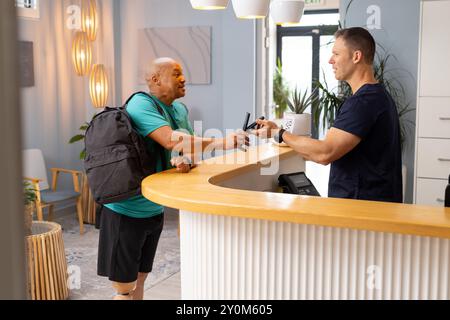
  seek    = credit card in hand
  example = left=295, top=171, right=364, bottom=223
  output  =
left=246, top=116, right=265, bottom=130
left=242, top=112, right=251, bottom=131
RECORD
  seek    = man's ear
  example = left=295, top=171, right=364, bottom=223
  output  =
left=152, top=73, right=161, bottom=86
left=352, top=50, right=363, bottom=64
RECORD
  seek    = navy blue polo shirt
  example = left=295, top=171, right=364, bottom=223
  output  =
left=328, top=83, right=403, bottom=203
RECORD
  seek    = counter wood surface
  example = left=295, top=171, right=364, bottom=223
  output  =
left=142, top=143, right=450, bottom=239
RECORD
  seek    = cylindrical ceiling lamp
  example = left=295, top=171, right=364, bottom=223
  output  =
left=81, top=0, right=98, bottom=41
left=190, top=0, right=229, bottom=10
left=72, top=31, right=92, bottom=76
left=270, top=0, right=305, bottom=25
left=89, top=64, right=109, bottom=108
left=231, top=0, right=270, bottom=19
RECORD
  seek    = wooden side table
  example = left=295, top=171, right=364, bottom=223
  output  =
left=26, top=221, right=69, bottom=300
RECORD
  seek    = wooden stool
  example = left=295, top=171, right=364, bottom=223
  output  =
left=26, top=221, right=69, bottom=300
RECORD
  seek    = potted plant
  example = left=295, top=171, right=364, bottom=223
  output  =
left=312, top=75, right=347, bottom=133
left=283, top=87, right=315, bottom=136
left=273, top=59, right=290, bottom=119
left=23, top=181, right=37, bottom=236
left=23, top=188, right=69, bottom=300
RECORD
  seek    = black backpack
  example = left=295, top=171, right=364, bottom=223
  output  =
left=84, top=92, right=167, bottom=205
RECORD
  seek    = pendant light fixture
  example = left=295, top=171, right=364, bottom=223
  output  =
left=231, top=0, right=270, bottom=19
left=89, top=64, right=109, bottom=108
left=190, top=0, right=229, bottom=10
left=270, top=0, right=305, bottom=25
left=81, top=0, right=98, bottom=41
left=72, top=31, right=92, bottom=76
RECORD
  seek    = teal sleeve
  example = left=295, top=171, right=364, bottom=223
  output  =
left=185, top=120, right=194, bottom=136
left=126, top=94, right=170, bottom=137
left=173, top=102, right=195, bottom=135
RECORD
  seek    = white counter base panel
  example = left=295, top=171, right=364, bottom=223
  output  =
left=180, top=211, right=450, bottom=300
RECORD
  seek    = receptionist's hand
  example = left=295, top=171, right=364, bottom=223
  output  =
left=252, top=120, right=280, bottom=139
left=224, top=130, right=250, bottom=150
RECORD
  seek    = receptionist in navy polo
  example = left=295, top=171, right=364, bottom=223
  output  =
left=253, top=27, right=402, bottom=203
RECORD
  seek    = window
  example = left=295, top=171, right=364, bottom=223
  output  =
left=16, top=0, right=40, bottom=19
left=277, top=10, right=339, bottom=138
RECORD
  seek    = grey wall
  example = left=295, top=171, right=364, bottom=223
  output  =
left=340, top=0, right=420, bottom=203
left=119, top=0, right=256, bottom=133
left=17, top=0, right=259, bottom=213
left=18, top=0, right=90, bottom=208
left=221, top=7, right=256, bottom=131
left=18, top=21, right=86, bottom=173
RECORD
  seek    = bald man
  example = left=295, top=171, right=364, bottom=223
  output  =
left=97, top=57, right=248, bottom=300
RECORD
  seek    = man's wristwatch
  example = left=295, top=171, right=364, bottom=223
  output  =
left=274, top=129, right=286, bottom=144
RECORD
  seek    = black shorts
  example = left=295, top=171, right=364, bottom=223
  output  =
left=97, top=206, right=164, bottom=283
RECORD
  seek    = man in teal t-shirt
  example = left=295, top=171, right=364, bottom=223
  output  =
left=97, top=57, right=249, bottom=300
left=104, top=93, right=194, bottom=219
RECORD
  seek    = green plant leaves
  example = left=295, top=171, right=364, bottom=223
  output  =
left=286, top=87, right=316, bottom=114
left=313, top=75, right=346, bottom=131
left=69, top=119, right=92, bottom=160
left=80, top=149, right=87, bottom=161
left=69, top=134, right=85, bottom=144
left=273, top=58, right=290, bottom=118
left=23, top=181, right=37, bottom=205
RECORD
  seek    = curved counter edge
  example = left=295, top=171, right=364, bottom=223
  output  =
left=142, top=143, right=450, bottom=239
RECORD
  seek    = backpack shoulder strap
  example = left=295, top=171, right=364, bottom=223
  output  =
left=145, top=95, right=180, bottom=131
left=126, top=92, right=171, bottom=169
left=124, top=91, right=165, bottom=117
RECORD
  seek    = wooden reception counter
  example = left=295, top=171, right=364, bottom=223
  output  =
left=142, top=143, right=450, bottom=300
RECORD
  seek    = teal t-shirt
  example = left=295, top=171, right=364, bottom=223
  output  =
left=105, top=93, right=194, bottom=218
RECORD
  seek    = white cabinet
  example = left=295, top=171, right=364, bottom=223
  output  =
left=417, top=139, right=450, bottom=179
left=419, top=0, right=450, bottom=97
left=414, top=0, right=450, bottom=206
left=418, top=98, right=450, bottom=138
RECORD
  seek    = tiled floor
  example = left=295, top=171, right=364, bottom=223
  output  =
left=144, top=272, right=181, bottom=300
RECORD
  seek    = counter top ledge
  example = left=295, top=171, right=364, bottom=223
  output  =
left=142, top=143, right=450, bottom=239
